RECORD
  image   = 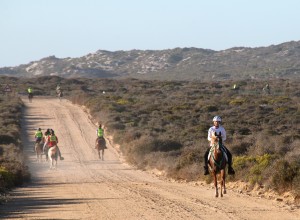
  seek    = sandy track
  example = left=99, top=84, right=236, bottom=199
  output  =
left=0, top=97, right=299, bottom=220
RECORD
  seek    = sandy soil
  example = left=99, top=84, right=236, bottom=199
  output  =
left=0, top=97, right=299, bottom=220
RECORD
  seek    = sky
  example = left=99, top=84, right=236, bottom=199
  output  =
left=1, top=0, right=300, bottom=67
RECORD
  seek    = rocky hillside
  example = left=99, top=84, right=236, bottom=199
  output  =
left=1, top=41, right=300, bottom=81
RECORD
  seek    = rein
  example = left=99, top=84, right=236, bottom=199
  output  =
left=210, top=142, right=224, bottom=168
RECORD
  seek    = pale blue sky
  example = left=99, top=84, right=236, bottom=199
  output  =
left=1, top=0, right=299, bottom=67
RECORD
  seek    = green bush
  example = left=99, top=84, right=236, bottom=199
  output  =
left=0, top=166, right=14, bottom=190
left=249, top=154, right=275, bottom=185
left=229, top=98, right=247, bottom=105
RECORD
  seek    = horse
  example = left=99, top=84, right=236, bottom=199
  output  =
left=28, top=93, right=33, bottom=102
left=95, top=137, right=107, bottom=160
left=48, top=145, right=58, bottom=169
left=208, top=132, right=227, bottom=197
left=34, top=141, right=43, bottom=162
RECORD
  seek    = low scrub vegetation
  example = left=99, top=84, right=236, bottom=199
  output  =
left=0, top=76, right=299, bottom=202
left=0, top=91, right=30, bottom=203
left=68, top=77, right=300, bottom=200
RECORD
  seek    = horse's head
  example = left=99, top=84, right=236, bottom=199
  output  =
left=212, top=132, right=222, bottom=147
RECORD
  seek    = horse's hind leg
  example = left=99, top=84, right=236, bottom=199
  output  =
left=101, top=149, right=104, bottom=161
left=223, top=173, right=227, bottom=195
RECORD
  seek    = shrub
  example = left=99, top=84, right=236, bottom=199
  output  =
left=229, top=98, right=247, bottom=105
left=168, top=53, right=183, bottom=63
left=231, top=141, right=251, bottom=155
left=202, top=105, right=218, bottom=112
left=0, top=166, right=14, bottom=190
left=272, top=160, right=299, bottom=193
left=249, top=154, right=275, bottom=185
left=139, top=138, right=182, bottom=154
left=176, top=148, right=201, bottom=170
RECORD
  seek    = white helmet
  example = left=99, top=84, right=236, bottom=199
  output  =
left=213, top=116, right=222, bottom=122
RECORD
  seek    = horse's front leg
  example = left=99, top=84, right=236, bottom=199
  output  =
left=98, top=150, right=101, bottom=159
left=49, top=159, right=53, bottom=169
left=214, top=173, right=218, bottom=197
left=220, top=180, right=223, bottom=197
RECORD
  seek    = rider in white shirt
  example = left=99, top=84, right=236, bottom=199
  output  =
left=204, top=116, right=235, bottom=175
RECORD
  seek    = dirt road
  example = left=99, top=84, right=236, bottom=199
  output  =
left=0, top=97, right=299, bottom=219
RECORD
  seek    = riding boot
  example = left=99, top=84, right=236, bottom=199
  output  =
left=203, top=149, right=209, bottom=175
left=225, top=148, right=235, bottom=175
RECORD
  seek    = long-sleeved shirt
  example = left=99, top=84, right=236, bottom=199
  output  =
left=207, top=125, right=226, bottom=146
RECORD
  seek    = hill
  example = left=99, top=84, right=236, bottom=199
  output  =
left=1, top=41, right=300, bottom=80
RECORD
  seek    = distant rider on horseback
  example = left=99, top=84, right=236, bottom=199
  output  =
left=46, top=129, right=64, bottom=160
left=28, top=87, right=33, bottom=95
left=95, top=124, right=106, bottom=148
left=35, top=128, right=43, bottom=143
left=203, top=116, right=235, bottom=175
left=33, top=128, right=43, bottom=152
left=27, top=86, right=33, bottom=101
left=43, top=128, right=51, bottom=160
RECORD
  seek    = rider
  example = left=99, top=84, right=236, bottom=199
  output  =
left=47, top=129, right=64, bottom=160
left=43, top=128, right=51, bottom=159
left=95, top=124, right=104, bottom=148
left=34, top=128, right=43, bottom=143
left=33, top=128, right=43, bottom=152
left=27, top=87, right=33, bottom=95
left=203, top=116, right=235, bottom=175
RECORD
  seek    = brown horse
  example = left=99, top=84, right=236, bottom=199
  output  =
left=35, top=141, right=43, bottom=162
left=208, top=132, right=227, bottom=197
left=48, top=145, right=58, bottom=169
left=95, top=137, right=107, bottom=160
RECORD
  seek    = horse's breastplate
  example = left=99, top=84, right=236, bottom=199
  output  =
left=208, top=145, right=228, bottom=163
